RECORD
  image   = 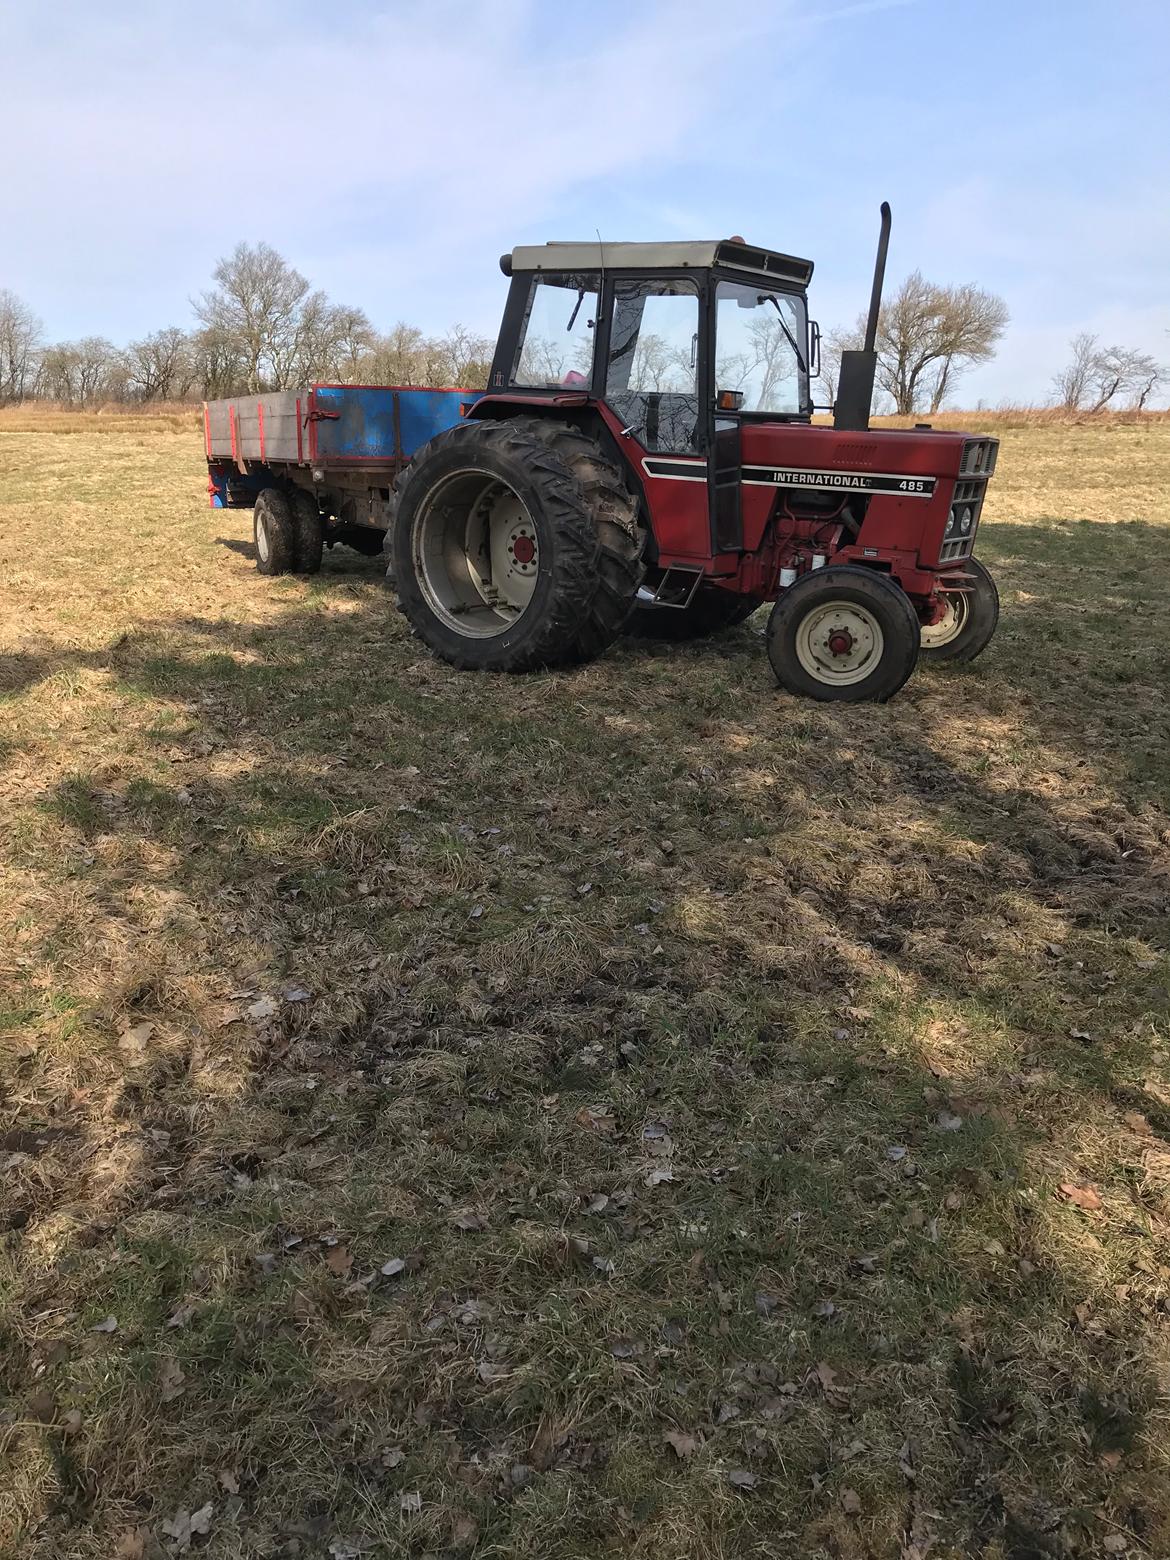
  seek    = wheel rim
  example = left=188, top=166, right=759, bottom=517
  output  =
left=920, top=593, right=969, bottom=649
left=256, top=511, right=270, bottom=563
left=794, top=600, right=884, bottom=687
left=412, top=469, right=539, bottom=638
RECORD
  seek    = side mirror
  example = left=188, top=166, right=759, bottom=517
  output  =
left=716, top=389, right=744, bottom=411
left=809, top=320, right=822, bottom=378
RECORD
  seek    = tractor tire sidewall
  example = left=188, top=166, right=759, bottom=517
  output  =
left=767, top=566, right=921, bottom=703
left=392, top=420, right=642, bottom=673
left=920, top=557, right=999, bottom=663
left=630, top=588, right=762, bottom=642
left=254, top=490, right=296, bottom=576
left=288, top=489, right=324, bottom=574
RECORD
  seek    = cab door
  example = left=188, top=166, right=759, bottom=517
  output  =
left=602, top=277, right=710, bottom=560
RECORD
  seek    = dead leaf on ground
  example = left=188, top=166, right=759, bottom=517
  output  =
left=840, top=1487, right=862, bottom=1515
left=380, top=1257, right=407, bottom=1278
left=664, top=1428, right=701, bottom=1459
left=1123, top=1111, right=1152, bottom=1135
left=450, top=1210, right=487, bottom=1233
left=115, top=1530, right=148, bottom=1560
left=325, top=1244, right=353, bottom=1275
left=159, top=1357, right=186, bottom=1402
left=117, top=1021, right=154, bottom=1054
left=727, top=1468, right=758, bottom=1490
left=1058, top=1182, right=1104, bottom=1211
left=576, top=1104, right=616, bottom=1134
left=90, top=1315, right=118, bottom=1333
left=160, top=1502, right=214, bottom=1553
left=246, top=995, right=277, bottom=1021
left=400, top=1490, right=422, bottom=1514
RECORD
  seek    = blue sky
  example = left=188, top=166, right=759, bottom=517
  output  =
left=5, top=0, right=1168, bottom=405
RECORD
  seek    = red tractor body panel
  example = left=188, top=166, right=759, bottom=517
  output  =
left=471, top=392, right=995, bottom=610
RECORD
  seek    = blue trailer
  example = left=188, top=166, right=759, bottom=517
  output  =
left=203, top=382, right=475, bottom=573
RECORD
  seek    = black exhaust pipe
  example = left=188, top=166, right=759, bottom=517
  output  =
left=834, top=201, right=891, bottom=431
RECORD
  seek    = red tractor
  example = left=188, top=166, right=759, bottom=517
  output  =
left=390, top=206, right=999, bottom=701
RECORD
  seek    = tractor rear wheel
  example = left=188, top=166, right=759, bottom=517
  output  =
left=390, top=418, right=644, bottom=672
left=288, top=489, right=324, bottom=574
left=919, top=557, right=999, bottom=662
left=630, top=587, right=763, bottom=641
left=766, top=565, right=920, bottom=702
left=253, top=489, right=296, bottom=577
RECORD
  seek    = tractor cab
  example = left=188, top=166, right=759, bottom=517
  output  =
left=486, top=241, right=818, bottom=561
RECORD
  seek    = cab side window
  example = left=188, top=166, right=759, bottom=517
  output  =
left=605, top=281, right=701, bottom=453
left=512, top=275, right=598, bottom=389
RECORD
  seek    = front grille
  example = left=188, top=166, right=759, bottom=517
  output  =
left=940, top=476, right=988, bottom=560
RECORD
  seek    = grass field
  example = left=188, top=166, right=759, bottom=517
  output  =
left=1, top=412, right=1168, bottom=1559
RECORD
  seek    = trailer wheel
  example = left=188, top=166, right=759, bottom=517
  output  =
left=391, top=418, right=644, bottom=672
left=766, top=565, right=920, bottom=702
left=253, top=490, right=296, bottom=576
left=629, top=588, right=763, bottom=641
left=288, top=490, right=323, bottom=574
left=919, top=558, right=999, bottom=663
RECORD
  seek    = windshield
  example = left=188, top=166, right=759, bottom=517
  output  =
left=715, top=280, right=809, bottom=415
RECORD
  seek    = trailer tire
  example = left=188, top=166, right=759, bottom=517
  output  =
left=919, top=557, right=999, bottom=663
left=766, top=565, right=920, bottom=703
left=391, top=418, right=644, bottom=672
left=254, top=489, right=296, bottom=577
left=630, top=588, right=763, bottom=641
left=288, top=490, right=324, bottom=574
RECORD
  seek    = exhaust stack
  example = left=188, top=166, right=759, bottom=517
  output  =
left=834, top=201, right=891, bottom=432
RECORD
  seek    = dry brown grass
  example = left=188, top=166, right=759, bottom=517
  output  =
left=1, top=416, right=1168, bottom=1559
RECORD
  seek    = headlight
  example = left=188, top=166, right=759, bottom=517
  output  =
left=959, top=506, right=972, bottom=534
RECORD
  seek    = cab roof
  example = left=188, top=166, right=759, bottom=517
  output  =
left=505, top=239, right=813, bottom=288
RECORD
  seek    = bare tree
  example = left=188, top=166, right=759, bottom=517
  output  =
left=427, top=324, right=494, bottom=386
left=292, top=298, right=375, bottom=383
left=362, top=323, right=428, bottom=385
left=1052, top=331, right=1098, bottom=413
left=36, top=337, right=125, bottom=405
left=867, top=272, right=1008, bottom=415
left=1053, top=332, right=1166, bottom=413
left=0, top=289, right=43, bottom=404
left=194, top=242, right=312, bottom=393
left=191, top=324, right=245, bottom=400
left=125, top=327, right=193, bottom=401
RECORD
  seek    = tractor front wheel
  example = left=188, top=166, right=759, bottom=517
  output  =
left=919, top=557, right=999, bottom=662
left=766, top=565, right=920, bottom=702
left=390, top=418, right=644, bottom=672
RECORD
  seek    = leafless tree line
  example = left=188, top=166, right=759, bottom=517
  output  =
left=815, top=270, right=1165, bottom=417
left=4, top=245, right=1166, bottom=414
left=0, top=244, right=494, bottom=407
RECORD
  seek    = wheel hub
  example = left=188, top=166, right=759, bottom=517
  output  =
left=794, top=601, right=884, bottom=686
left=414, top=471, right=540, bottom=639
left=919, top=592, right=968, bottom=648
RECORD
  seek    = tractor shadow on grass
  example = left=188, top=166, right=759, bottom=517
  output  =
left=6, top=515, right=1170, bottom=1558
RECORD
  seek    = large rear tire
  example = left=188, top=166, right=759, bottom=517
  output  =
left=254, top=490, right=296, bottom=577
left=919, top=557, right=999, bottom=662
left=390, top=418, right=644, bottom=672
left=766, top=565, right=920, bottom=702
left=630, top=588, right=762, bottom=641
